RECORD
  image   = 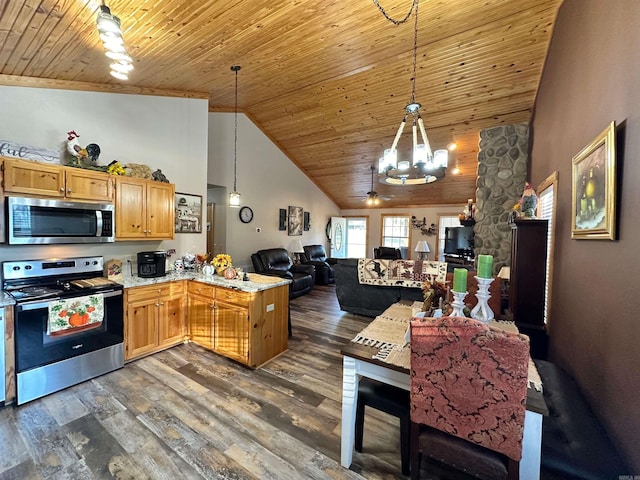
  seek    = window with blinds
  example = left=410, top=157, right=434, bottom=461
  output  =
left=538, top=172, right=558, bottom=327
left=381, top=215, right=410, bottom=259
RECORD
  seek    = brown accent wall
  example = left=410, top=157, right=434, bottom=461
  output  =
left=530, top=0, right=640, bottom=470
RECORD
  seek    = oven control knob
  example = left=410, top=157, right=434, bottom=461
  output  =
left=84, top=261, right=90, bottom=266
left=25, top=265, right=32, bottom=270
left=93, top=261, right=98, bottom=265
left=12, top=266, right=20, bottom=271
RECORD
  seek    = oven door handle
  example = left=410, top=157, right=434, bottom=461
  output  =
left=16, top=289, right=123, bottom=311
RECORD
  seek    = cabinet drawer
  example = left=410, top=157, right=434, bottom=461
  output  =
left=188, top=281, right=215, bottom=298
left=127, top=284, right=171, bottom=302
left=169, top=280, right=186, bottom=297
left=216, top=288, right=251, bottom=307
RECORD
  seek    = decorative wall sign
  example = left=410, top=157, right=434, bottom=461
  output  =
left=175, top=193, right=203, bottom=233
left=0, top=140, right=60, bottom=163
left=571, top=121, right=617, bottom=240
left=288, top=205, right=303, bottom=236
left=279, top=209, right=287, bottom=231
left=303, top=211, right=310, bottom=231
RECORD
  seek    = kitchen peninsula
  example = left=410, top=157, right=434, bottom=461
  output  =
left=122, top=272, right=290, bottom=368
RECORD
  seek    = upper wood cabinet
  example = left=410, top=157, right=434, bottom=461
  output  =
left=115, top=176, right=174, bottom=240
left=2, top=157, right=113, bottom=202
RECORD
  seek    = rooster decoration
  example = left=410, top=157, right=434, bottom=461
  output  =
left=66, top=131, right=101, bottom=167
left=519, top=182, right=538, bottom=217
left=66, top=131, right=87, bottom=161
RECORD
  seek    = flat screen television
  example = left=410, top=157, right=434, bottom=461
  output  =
left=444, top=226, right=475, bottom=256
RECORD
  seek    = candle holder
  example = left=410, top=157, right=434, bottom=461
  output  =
left=470, top=276, right=495, bottom=323
left=450, top=290, right=467, bottom=317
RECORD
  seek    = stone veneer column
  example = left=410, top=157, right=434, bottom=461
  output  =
left=474, top=123, right=529, bottom=275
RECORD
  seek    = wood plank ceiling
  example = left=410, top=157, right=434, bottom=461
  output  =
left=0, top=0, right=562, bottom=210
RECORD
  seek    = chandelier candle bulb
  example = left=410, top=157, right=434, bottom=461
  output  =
left=477, top=254, right=494, bottom=278
left=453, top=268, right=468, bottom=293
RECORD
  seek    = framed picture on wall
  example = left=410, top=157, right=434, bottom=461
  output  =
left=571, top=121, right=617, bottom=240
left=288, top=206, right=303, bottom=236
left=175, top=193, right=203, bottom=233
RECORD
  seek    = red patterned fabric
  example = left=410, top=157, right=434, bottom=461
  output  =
left=410, top=316, right=529, bottom=461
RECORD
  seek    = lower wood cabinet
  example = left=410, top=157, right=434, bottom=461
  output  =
left=125, top=280, right=288, bottom=367
left=124, top=281, right=187, bottom=361
left=187, top=280, right=288, bottom=367
left=187, top=282, right=215, bottom=350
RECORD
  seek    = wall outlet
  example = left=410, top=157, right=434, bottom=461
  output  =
left=266, top=303, right=274, bottom=312
left=256, top=227, right=261, bottom=233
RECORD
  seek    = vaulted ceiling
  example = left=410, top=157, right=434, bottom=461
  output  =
left=0, top=0, right=562, bottom=209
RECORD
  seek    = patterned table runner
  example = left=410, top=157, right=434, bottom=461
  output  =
left=351, top=302, right=543, bottom=391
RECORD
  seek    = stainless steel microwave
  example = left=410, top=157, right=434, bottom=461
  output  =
left=6, top=197, right=115, bottom=244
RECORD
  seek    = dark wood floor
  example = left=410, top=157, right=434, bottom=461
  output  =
left=0, top=285, right=473, bottom=480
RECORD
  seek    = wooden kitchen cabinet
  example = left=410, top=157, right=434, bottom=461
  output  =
left=124, top=281, right=186, bottom=361
left=187, top=282, right=215, bottom=350
left=187, top=280, right=288, bottom=367
left=215, top=301, right=250, bottom=364
left=2, top=157, right=113, bottom=202
left=115, top=176, right=174, bottom=240
left=509, top=219, right=548, bottom=329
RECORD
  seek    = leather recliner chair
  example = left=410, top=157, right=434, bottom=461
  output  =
left=374, top=246, right=402, bottom=259
left=302, top=244, right=335, bottom=285
left=251, top=248, right=315, bottom=299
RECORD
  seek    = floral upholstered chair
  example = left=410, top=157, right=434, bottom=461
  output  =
left=409, top=316, right=530, bottom=480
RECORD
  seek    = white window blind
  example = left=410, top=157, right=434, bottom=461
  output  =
left=538, top=184, right=555, bottom=325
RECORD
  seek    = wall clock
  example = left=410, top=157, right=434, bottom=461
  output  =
left=239, top=206, right=254, bottom=223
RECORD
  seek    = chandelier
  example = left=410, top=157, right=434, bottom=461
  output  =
left=375, top=0, right=448, bottom=185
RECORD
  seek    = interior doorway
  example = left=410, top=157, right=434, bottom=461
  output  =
left=206, top=203, right=215, bottom=256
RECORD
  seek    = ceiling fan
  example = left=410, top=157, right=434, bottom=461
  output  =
left=364, top=166, right=394, bottom=205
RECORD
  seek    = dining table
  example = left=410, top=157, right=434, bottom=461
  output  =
left=340, top=302, right=548, bottom=479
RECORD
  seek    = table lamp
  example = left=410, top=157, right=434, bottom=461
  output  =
left=414, top=240, right=430, bottom=260
left=290, top=239, right=305, bottom=264
left=498, top=266, right=511, bottom=281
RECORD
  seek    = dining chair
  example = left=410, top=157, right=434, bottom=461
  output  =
left=409, top=316, right=530, bottom=480
left=354, top=378, right=410, bottom=476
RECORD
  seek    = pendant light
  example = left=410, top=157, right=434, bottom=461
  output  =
left=96, top=1, right=133, bottom=80
left=229, top=65, right=242, bottom=207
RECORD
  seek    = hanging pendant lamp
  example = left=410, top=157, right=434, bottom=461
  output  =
left=229, top=65, right=242, bottom=207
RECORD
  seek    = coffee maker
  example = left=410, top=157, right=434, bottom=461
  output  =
left=137, top=251, right=167, bottom=278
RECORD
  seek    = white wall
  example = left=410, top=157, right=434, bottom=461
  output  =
left=0, top=85, right=209, bottom=269
left=340, top=205, right=464, bottom=259
left=207, top=112, right=340, bottom=271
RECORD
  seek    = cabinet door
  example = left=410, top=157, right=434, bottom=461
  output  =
left=158, top=295, right=186, bottom=348
left=510, top=219, right=548, bottom=328
left=65, top=168, right=113, bottom=202
left=214, top=301, right=249, bottom=364
left=3, top=158, right=64, bottom=197
left=115, top=177, right=147, bottom=239
left=125, top=298, right=158, bottom=360
left=146, top=182, right=174, bottom=239
left=188, top=295, right=214, bottom=350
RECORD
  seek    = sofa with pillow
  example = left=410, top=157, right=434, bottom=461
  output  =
left=333, top=258, right=500, bottom=318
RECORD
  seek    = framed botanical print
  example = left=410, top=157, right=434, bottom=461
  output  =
left=571, top=121, right=617, bottom=240
left=175, top=193, right=203, bottom=233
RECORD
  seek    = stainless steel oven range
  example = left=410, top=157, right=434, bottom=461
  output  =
left=2, top=256, right=124, bottom=405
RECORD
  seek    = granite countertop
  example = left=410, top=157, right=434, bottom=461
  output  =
left=0, top=291, right=16, bottom=307
left=120, top=271, right=291, bottom=293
